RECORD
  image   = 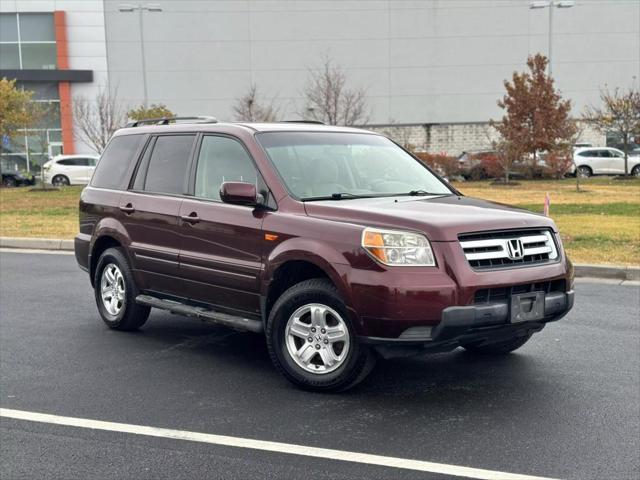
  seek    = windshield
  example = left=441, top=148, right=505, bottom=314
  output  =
left=256, top=132, right=453, bottom=200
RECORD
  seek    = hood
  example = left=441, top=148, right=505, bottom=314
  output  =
left=303, top=195, right=556, bottom=242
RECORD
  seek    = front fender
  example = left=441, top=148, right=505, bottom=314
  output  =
left=262, top=236, right=355, bottom=313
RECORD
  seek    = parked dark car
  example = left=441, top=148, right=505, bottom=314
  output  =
left=458, top=150, right=553, bottom=180
left=1, top=170, right=35, bottom=187
left=75, top=118, right=574, bottom=391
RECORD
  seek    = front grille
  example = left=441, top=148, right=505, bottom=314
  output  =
left=459, top=228, right=559, bottom=270
left=474, top=279, right=566, bottom=304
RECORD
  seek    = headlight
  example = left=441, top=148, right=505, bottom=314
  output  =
left=362, top=227, right=436, bottom=266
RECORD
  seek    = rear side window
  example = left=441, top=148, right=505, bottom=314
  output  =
left=58, top=158, right=85, bottom=166
left=92, top=135, right=145, bottom=190
left=143, top=135, right=195, bottom=195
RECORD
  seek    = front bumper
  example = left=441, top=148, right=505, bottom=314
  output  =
left=360, top=290, right=574, bottom=358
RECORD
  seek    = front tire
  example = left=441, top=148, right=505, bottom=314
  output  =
left=94, top=247, right=150, bottom=331
left=463, top=333, right=532, bottom=355
left=52, top=175, right=70, bottom=186
left=266, top=279, right=375, bottom=392
left=3, top=176, right=16, bottom=187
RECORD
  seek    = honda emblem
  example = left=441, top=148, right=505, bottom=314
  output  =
left=507, top=239, right=524, bottom=260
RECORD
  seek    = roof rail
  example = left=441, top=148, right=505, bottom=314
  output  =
left=125, top=116, right=218, bottom=128
left=280, top=120, right=325, bottom=125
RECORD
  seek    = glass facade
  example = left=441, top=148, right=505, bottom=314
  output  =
left=0, top=13, right=57, bottom=69
left=0, top=13, right=61, bottom=173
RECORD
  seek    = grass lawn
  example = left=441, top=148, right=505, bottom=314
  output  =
left=1, top=177, right=639, bottom=265
left=0, top=186, right=82, bottom=239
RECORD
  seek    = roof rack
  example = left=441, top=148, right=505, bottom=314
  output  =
left=280, top=120, right=325, bottom=125
left=125, top=116, right=218, bottom=128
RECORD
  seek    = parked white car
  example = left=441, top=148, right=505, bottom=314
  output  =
left=43, top=154, right=100, bottom=186
left=572, top=147, right=640, bottom=177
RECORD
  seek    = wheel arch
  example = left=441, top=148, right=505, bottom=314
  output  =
left=262, top=248, right=354, bottom=329
left=89, top=219, right=133, bottom=286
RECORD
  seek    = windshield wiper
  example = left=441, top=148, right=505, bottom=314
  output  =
left=408, top=190, right=431, bottom=196
left=331, top=192, right=361, bottom=200
left=303, top=192, right=371, bottom=201
left=387, top=190, right=452, bottom=197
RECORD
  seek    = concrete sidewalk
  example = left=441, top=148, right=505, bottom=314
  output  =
left=2, top=236, right=639, bottom=281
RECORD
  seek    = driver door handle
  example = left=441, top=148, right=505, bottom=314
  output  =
left=180, top=212, right=200, bottom=224
left=119, top=203, right=135, bottom=214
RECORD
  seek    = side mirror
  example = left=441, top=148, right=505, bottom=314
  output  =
left=220, top=181, right=263, bottom=207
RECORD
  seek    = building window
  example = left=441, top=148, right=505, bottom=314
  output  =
left=0, top=13, right=56, bottom=70
left=0, top=82, right=61, bottom=173
left=0, top=12, right=61, bottom=173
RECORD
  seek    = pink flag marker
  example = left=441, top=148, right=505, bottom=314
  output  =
left=544, top=192, right=550, bottom=216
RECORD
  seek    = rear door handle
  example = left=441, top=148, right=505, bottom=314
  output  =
left=119, top=203, right=135, bottom=214
left=180, top=212, right=200, bottom=224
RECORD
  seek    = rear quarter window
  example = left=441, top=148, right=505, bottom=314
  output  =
left=91, top=135, right=145, bottom=190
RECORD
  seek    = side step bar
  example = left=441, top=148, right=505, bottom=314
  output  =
left=135, top=295, right=263, bottom=333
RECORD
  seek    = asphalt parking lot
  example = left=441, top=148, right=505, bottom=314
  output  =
left=1, top=250, right=639, bottom=480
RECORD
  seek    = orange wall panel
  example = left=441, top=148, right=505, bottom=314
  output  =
left=54, top=11, right=73, bottom=153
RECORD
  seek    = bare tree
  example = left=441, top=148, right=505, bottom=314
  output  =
left=73, top=86, right=127, bottom=153
left=233, top=84, right=279, bottom=122
left=301, top=57, right=369, bottom=126
left=583, top=86, right=640, bottom=176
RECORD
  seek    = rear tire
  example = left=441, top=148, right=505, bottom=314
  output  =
left=631, top=165, right=640, bottom=177
left=266, top=278, right=375, bottom=392
left=52, top=175, right=70, bottom=186
left=94, top=247, right=150, bottom=331
left=576, top=165, right=592, bottom=178
left=463, top=333, right=532, bottom=355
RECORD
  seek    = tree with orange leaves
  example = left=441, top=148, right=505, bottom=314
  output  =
left=491, top=54, right=577, bottom=179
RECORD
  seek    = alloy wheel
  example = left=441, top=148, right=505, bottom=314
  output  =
left=284, top=303, right=350, bottom=374
left=100, top=263, right=126, bottom=316
left=577, top=166, right=591, bottom=178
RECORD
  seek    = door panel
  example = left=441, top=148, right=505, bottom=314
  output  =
left=598, top=150, right=615, bottom=173
left=119, top=192, right=183, bottom=293
left=179, top=200, right=264, bottom=314
left=178, top=134, right=265, bottom=315
left=121, top=134, right=196, bottom=296
left=609, top=151, right=626, bottom=174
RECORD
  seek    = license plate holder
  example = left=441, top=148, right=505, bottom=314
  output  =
left=510, top=292, right=545, bottom=323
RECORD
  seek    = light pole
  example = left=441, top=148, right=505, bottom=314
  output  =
left=529, top=1, right=575, bottom=77
left=118, top=3, right=162, bottom=108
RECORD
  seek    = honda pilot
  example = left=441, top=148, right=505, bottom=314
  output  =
left=75, top=117, right=574, bottom=392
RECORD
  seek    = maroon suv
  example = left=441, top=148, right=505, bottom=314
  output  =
left=75, top=118, right=574, bottom=391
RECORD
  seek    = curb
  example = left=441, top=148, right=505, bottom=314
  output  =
left=1, top=236, right=639, bottom=281
left=573, top=264, right=640, bottom=282
left=0, top=237, right=74, bottom=251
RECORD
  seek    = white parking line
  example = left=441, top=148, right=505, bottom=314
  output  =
left=1, top=408, right=560, bottom=480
